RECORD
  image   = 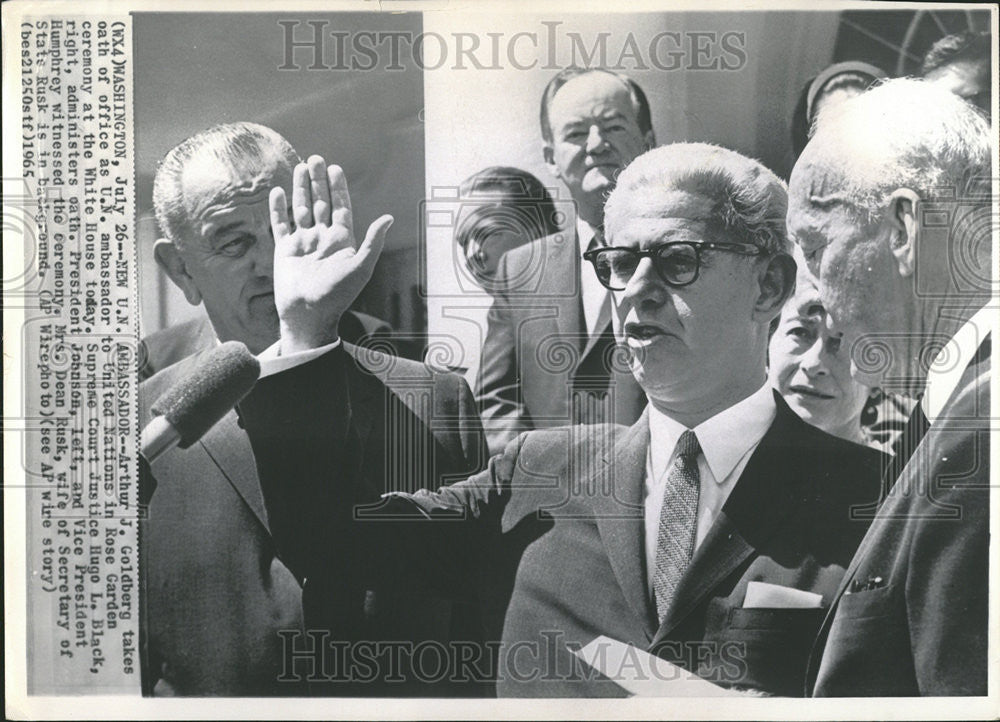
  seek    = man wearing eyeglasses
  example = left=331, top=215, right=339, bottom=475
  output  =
left=239, top=142, right=885, bottom=696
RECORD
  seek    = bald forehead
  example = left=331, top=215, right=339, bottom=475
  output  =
left=614, top=186, right=714, bottom=218
left=788, top=151, right=853, bottom=213
left=547, top=72, right=640, bottom=124
left=552, top=70, right=633, bottom=101
left=605, top=187, right=716, bottom=246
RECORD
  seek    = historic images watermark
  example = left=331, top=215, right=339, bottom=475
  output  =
left=278, top=20, right=748, bottom=73
left=277, top=630, right=750, bottom=687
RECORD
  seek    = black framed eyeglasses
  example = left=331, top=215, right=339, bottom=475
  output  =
left=583, top=241, right=765, bottom=291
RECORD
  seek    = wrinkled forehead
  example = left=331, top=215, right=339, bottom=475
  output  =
left=787, top=154, right=852, bottom=219
left=180, top=151, right=293, bottom=228
left=606, top=188, right=717, bottom=244
left=549, top=72, right=638, bottom=122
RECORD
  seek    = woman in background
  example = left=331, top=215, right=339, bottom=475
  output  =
left=769, top=248, right=885, bottom=448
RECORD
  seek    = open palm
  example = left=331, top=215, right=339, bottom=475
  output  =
left=269, top=156, right=393, bottom=353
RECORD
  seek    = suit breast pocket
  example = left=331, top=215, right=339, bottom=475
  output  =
left=831, top=582, right=901, bottom=621
left=818, top=583, right=913, bottom=695
left=718, top=607, right=828, bottom=696
left=728, top=606, right=826, bottom=632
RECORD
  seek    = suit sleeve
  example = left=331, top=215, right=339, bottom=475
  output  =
left=904, top=443, right=989, bottom=696
left=437, top=365, right=488, bottom=479
left=476, top=252, right=534, bottom=456
left=237, top=345, right=518, bottom=595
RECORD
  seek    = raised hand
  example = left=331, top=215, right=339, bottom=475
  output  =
left=269, top=155, right=393, bottom=353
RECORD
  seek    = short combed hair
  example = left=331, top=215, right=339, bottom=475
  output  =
left=807, top=78, right=991, bottom=224
left=539, top=67, right=653, bottom=144
left=604, top=142, right=790, bottom=256
left=455, top=166, right=560, bottom=250
left=153, top=122, right=300, bottom=243
left=920, top=31, right=991, bottom=76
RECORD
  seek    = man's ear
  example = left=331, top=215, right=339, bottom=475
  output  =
left=154, top=239, right=202, bottom=306
left=885, top=188, right=920, bottom=278
left=753, top=251, right=797, bottom=323
left=542, top=142, right=560, bottom=180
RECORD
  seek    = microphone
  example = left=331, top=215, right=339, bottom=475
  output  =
left=141, top=341, right=261, bottom=463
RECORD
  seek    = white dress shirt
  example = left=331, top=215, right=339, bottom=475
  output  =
left=921, top=305, right=993, bottom=424
left=577, top=216, right=609, bottom=339
left=643, top=382, right=776, bottom=592
left=257, top=338, right=342, bottom=378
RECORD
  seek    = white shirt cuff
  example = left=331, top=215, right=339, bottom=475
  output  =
left=257, top=338, right=342, bottom=378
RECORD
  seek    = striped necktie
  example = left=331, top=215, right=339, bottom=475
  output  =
left=652, top=429, right=702, bottom=622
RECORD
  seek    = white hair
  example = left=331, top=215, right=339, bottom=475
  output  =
left=152, top=122, right=300, bottom=244
left=605, top=142, right=790, bottom=255
left=807, top=78, right=991, bottom=225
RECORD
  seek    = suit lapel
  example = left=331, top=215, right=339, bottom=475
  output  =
left=579, top=295, right=612, bottom=364
left=830, top=334, right=991, bottom=599
left=592, top=411, right=659, bottom=640
left=339, top=345, right=381, bottom=497
left=651, top=395, right=805, bottom=645
left=198, top=411, right=271, bottom=533
left=545, top=232, right=585, bottom=352
left=143, top=350, right=273, bottom=534
left=805, top=336, right=992, bottom=692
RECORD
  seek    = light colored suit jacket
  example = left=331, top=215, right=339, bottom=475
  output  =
left=242, top=383, right=885, bottom=697
left=139, top=343, right=486, bottom=695
left=476, top=231, right=645, bottom=455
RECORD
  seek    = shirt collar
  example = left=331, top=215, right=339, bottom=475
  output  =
left=922, top=305, right=993, bottom=423
left=256, top=337, right=342, bottom=379
left=647, top=382, right=776, bottom=484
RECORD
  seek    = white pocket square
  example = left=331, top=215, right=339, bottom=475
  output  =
left=743, top=581, right=823, bottom=609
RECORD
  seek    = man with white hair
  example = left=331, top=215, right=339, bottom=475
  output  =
left=786, top=78, right=992, bottom=696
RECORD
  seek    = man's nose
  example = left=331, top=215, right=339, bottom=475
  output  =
left=585, top=124, right=608, bottom=153
left=252, top=230, right=275, bottom=277
left=620, top=256, right=665, bottom=307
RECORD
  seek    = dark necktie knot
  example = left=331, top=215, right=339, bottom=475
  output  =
left=676, top=429, right=701, bottom=462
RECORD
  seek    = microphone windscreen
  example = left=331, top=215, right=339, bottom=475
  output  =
left=150, top=341, right=261, bottom=448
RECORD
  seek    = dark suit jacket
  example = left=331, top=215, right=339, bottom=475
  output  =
left=808, top=339, right=990, bottom=696
left=139, top=343, right=486, bottom=696
left=241, top=379, right=885, bottom=697
left=476, top=231, right=646, bottom=454
left=138, top=311, right=395, bottom=382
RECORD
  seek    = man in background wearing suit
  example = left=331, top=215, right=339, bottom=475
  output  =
left=240, top=143, right=885, bottom=696
left=140, top=122, right=486, bottom=695
left=788, top=79, right=992, bottom=696
left=477, top=68, right=654, bottom=454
